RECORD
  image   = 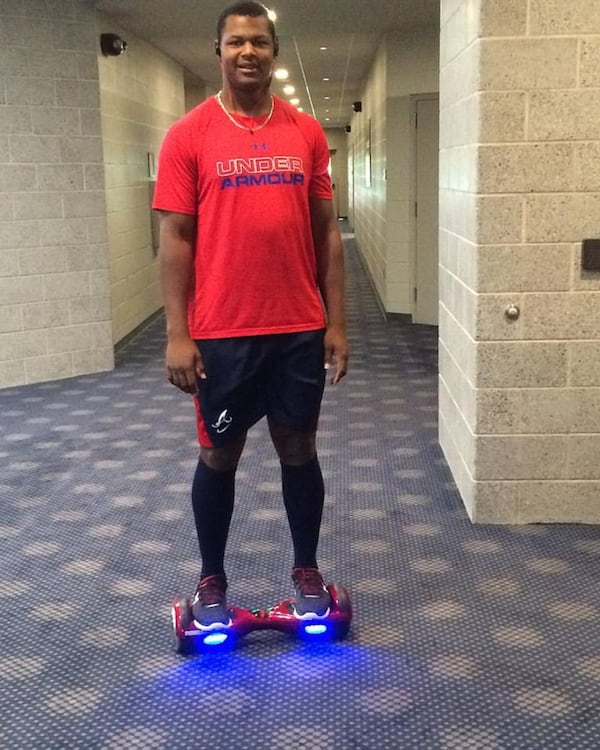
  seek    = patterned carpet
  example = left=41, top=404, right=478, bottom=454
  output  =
left=1, top=231, right=599, bottom=749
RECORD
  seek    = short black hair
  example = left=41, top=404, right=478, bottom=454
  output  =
left=216, top=1, right=278, bottom=47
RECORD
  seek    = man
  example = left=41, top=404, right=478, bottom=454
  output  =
left=153, top=1, right=348, bottom=629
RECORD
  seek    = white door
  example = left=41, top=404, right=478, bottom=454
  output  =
left=414, top=96, right=439, bottom=325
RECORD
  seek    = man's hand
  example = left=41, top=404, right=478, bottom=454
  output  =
left=324, top=326, right=349, bottom=385
left=165, top=336, right=205, bottom=394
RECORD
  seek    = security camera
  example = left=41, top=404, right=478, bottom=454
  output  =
left=100, top=33, right=128, bottom=56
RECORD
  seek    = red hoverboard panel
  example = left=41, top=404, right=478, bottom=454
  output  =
left=171, top=583, right=352, bottom=650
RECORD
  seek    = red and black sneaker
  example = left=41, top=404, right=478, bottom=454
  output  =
left=291, top=567, right=331, bottom=618
left=191, top=574, right=230, bottom=629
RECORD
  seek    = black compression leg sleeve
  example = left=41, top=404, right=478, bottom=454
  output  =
left=191, top=458, right=235, bottom=579
left=281, top=456, right=325, bottom=569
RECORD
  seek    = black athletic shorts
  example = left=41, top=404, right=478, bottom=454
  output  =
left=193, top=329, right=326, bottom=447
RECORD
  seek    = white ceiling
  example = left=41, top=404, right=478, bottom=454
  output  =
left=94, top=0, right=440, bottom=128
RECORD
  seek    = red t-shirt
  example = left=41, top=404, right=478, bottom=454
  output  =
left=152, top=95, right=333, bottom=339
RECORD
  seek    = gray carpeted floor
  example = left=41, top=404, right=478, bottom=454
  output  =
left=1, top=231, right=599, bottom=749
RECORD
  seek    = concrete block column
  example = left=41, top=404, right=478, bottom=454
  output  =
left=0, top=0, right=113, bottom=387
left=439, top=0, right=600, bottom=523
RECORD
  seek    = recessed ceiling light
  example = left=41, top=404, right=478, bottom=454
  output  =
left=274, top=68, right=289, bottom=80
left=290, top=98, right=300, bottom=105
left=283, top=84, right=295, bottom=96
left=297, top=107, right=303, bottom=112
left=325, top=117, right=330, bottom=121
left=266, top=8, right=277, bottom=21
left=322, top=77, right=330, bottom=81
left=324, top=96, right=330, bottom=100
left=320, top=46, right=327, bottom=51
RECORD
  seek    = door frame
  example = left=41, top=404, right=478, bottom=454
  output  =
left=410, top=92, right=440, bottom=324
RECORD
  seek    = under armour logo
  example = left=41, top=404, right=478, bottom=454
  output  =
left=211, top=409, right=232, bottom=433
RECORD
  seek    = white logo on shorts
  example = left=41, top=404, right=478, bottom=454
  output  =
left=212, top=409, right=233, bottom=433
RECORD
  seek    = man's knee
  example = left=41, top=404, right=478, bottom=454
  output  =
left=269, top=421, right=316, bottom=466
left=200, top=434, right=246, bottom=471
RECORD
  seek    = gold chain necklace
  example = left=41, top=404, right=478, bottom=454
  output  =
left=216, top=90, right=274, bottom=133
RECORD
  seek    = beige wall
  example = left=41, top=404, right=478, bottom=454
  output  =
left=350, top=42, right=388, bottom=304
left=0, top=0, right=113, bottom=388
left=184, top=74, right=213, bottom=113
left=349, top=28, right=439, bottom=313
left=97, top=18, right=185, bottom=345
left=387, top=28, right=439, bottom=314
left=0, top=3, right=187, bottom=388
left=439, top=0, right=600, bottom=523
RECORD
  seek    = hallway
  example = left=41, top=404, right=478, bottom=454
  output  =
left=1, top=233, right=598, bottom=749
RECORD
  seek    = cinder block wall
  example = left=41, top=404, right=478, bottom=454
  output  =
left=439, top=0, right=600, bottom=523
left=97, top=19, right=185, bottom=345
left=0, top=0, right=113, bottom=387
left=351, top=42, right=388, bottom=306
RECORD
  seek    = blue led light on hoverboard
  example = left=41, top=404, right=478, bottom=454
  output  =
left=203, top=632, right=229, bottom=646
left=304, top=623, right=328, bottom=635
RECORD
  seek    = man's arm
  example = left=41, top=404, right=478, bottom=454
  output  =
left=158, top=211, right=204, bottom=393
left=309, top=196, right=349, bottom=384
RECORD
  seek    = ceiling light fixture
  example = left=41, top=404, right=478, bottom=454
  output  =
left=283, top=84, right=295, bottom=96
left=274, top=68, right=289, bottom=80
left=290, top=98, right=300, bottom=106
left=320, top=46, right=327, bottom=51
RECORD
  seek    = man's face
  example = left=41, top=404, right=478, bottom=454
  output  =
left=218, top=14, right=276, bottom=92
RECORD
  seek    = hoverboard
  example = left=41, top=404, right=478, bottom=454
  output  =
left=171, top=582, right=352, bottom=654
